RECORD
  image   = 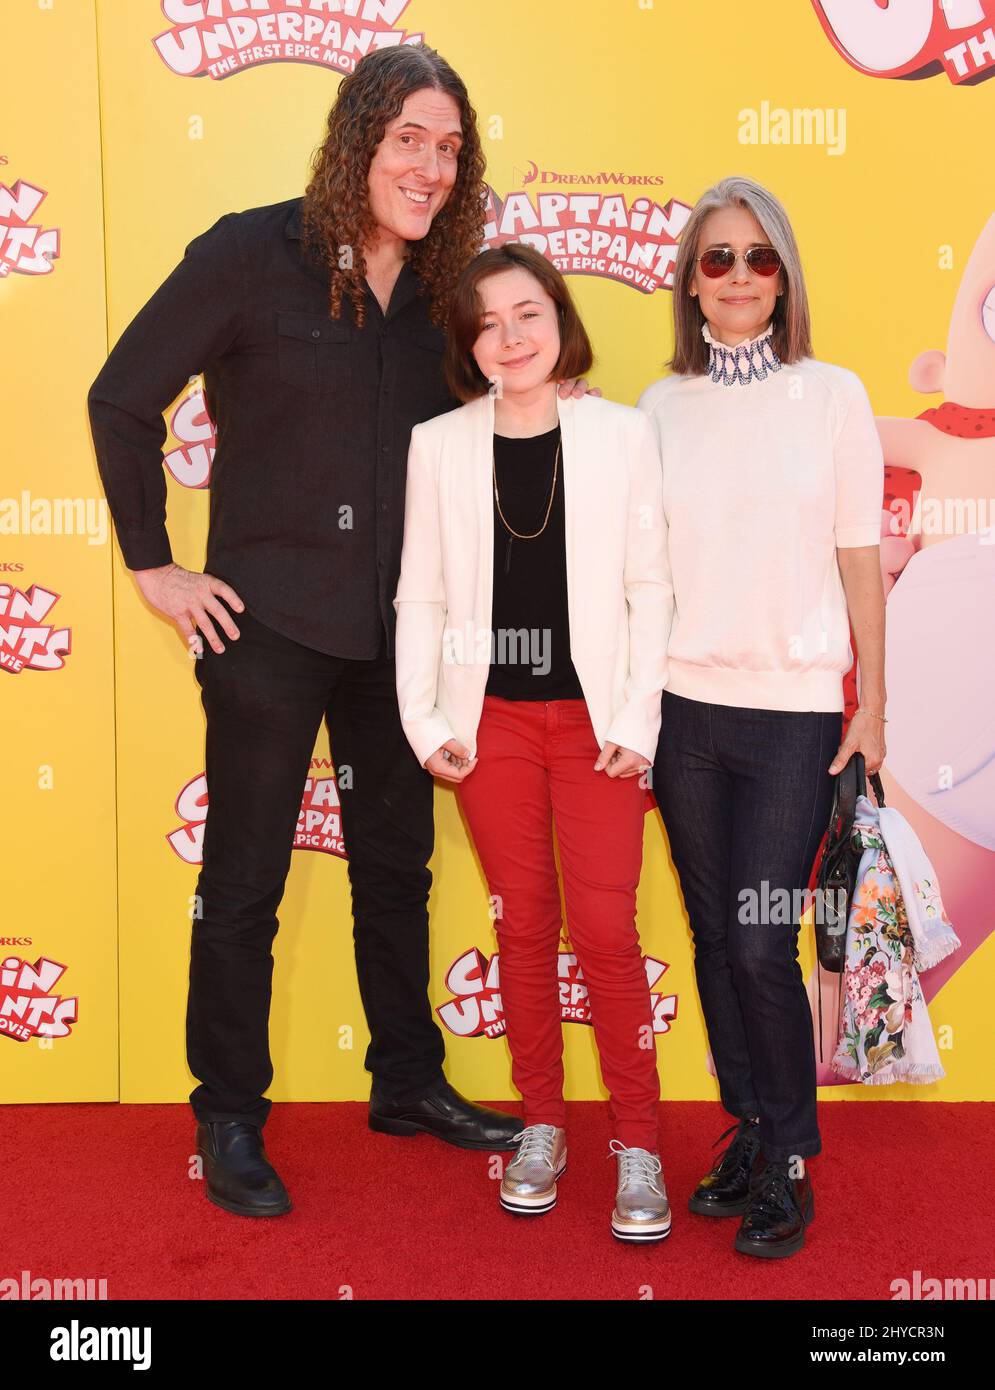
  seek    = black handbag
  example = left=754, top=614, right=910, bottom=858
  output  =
left=813, top=752, right=886, bottom=974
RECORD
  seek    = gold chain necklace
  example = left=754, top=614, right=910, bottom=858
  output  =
left=493, top=433, right=560, bottom=575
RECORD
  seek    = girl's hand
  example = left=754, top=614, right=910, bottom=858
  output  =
left=828, top=711, right=887, bottom=776
left=594, top=742, right=650, bottom=779
left=425, top=739, right=478, bottom=783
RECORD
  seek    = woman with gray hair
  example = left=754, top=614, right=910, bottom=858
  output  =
left=638, top=175, right=886, bottom=1258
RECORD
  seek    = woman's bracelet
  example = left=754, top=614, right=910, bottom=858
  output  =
left=855, top=707, right=888, bottom=723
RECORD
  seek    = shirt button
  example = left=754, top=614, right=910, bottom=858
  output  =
left=311, top=329, right=320, bottom=339
left=380, top=502, right=388, bottom=512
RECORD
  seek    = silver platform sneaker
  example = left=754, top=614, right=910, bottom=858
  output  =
left=499, top=1124, right=567, bottom=1215
left=610, top=1140, right=672, bottom=1242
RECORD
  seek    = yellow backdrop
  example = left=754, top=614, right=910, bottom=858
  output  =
left=3, top=0, right=992, bottom=1108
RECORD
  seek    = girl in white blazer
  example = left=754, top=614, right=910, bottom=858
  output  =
left=394, top=243, right=675, bottom=1241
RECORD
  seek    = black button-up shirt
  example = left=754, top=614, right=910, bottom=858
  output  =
left=87, top=196, right=459, bottom=659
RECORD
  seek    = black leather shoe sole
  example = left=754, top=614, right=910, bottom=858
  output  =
left=688, top=1190, right=751, bottom=1217
left=368, top=1110, right=520, bottom=1151
left=734, top=1192, right=815, bottom=1259
left=204, top=1185, right=293, bottom=1218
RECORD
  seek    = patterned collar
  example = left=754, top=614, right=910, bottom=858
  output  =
left=702, top=320, right=782, bottom=386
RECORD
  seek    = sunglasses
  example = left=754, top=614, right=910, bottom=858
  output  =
left=698, top=245, right=782, bottom=279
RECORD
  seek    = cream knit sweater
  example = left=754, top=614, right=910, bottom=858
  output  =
left=636, top=326, right=884, bottom=713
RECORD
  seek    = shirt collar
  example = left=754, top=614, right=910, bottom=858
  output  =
left=700, top=319, right=781, bottom=386
left=286, top=199, right=421, bottom=318
left=701, top=319, right=775, bottom=351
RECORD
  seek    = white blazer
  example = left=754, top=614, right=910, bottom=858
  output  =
left=393, top=388, right=673, bottom=768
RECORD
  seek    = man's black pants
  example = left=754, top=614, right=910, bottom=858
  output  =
left=186, top=605, right=446, bottom=1126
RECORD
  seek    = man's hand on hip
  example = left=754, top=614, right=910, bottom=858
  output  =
left=133, top=562, right=245, bottom=657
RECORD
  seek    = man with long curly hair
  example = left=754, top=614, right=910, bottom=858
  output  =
left=88, top=44, right=592, bottom=1218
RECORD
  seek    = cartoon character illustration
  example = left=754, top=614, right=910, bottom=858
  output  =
left=811, top=213, right=995, bottom=1080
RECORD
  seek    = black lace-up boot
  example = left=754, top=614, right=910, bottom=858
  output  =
left=688, top=1116, right=761, bottom=1217
left=734, top=1156, right=814, bottom=1258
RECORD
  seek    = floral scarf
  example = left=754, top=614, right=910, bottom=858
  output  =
left=831, top=797, right=949, bottom=1086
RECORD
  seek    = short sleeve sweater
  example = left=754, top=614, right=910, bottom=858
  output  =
left=636, top=326, right=884, bottom=713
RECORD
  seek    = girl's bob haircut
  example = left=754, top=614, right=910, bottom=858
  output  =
left=444, top=243, right=594, bottom=402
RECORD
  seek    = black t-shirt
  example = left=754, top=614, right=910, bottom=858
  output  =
left=484, top=424, right=584, bottom=701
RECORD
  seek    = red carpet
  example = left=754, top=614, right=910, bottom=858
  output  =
left=1, top=1101, right=988, bottom=1301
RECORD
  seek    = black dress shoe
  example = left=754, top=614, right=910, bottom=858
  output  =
left=688, top=1117, right=761, bottom=1217
left=734, top=1158, right=814, bottom=1258
left=195, top=1121, right=293, bottom=1218
left=368, top=1079, right=521, bottom=1151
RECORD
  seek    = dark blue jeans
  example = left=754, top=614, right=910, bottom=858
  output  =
left=653, top=690, right=842, bottom=1162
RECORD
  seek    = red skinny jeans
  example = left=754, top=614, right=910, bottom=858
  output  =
left=455, top=695, right=660, bottom=1151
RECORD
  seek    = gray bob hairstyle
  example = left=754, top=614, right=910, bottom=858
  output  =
left=670, top=175, right=813, bottom=376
